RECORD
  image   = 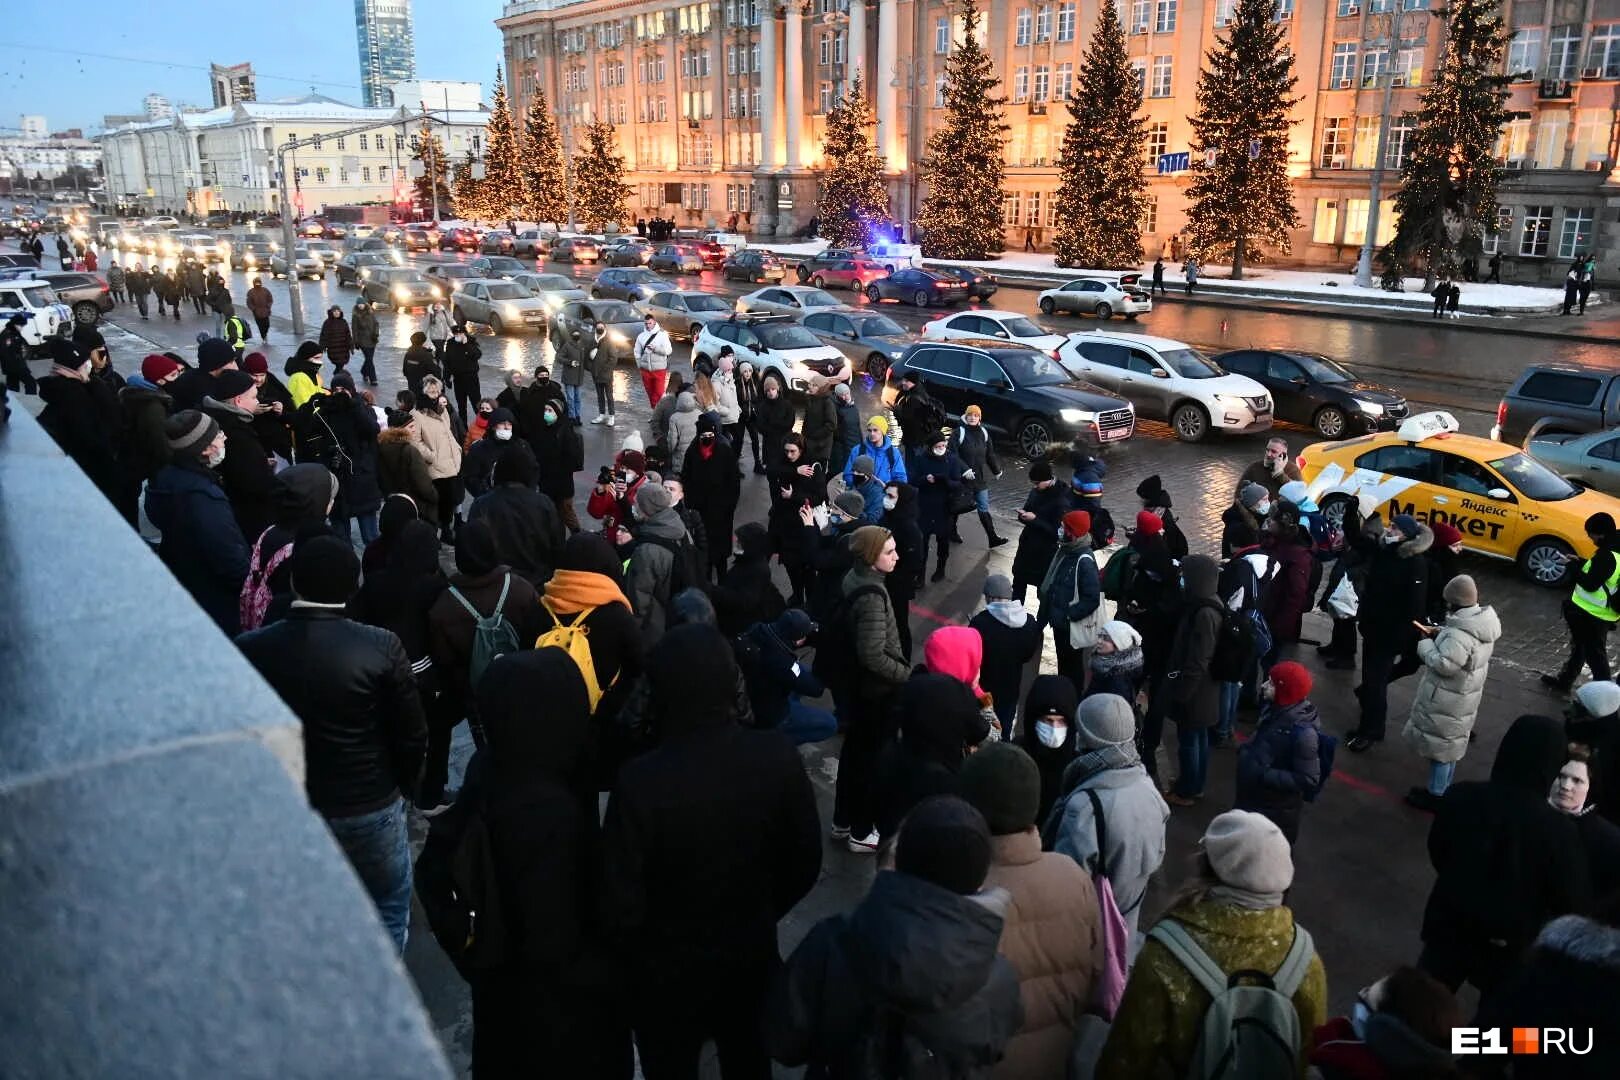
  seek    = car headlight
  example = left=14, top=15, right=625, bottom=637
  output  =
left=1214, top=394, right=1252, bottom=409
left=1356, top=398, right=1385, bottom=416
left=1059, top=408, right=1096, bottom=424
left=393, top=285, right=408, bottom=300
left=429, top=285, right=442, bottom=298
left=607, top=330, right=628, bottom=346
left=889, top=348, right=905, bottom=358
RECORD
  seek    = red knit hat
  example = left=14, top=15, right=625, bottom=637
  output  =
left=242, top=352, right=270, bottom=376
left=1134, top=510, right=1163, bottom=537
left=140, top=353, right=181, bottom=382
left=1431, top=521, right=1463, bottom=548
left=1062, top=509, right=1092, bottom=540
left=1268, top=661, right=1313, bottom=707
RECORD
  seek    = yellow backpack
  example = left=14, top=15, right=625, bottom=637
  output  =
left=535, top=597, right=610, bottom=711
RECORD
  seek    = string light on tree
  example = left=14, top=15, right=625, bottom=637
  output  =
left=409, top=121, right=451, bottom=220
left=519, top=88, right=567, bottom=227
left=478, top=67, right=524, bottom=224
left=572, top=121, right=631, bottom=232
left=816, top=72, right=890, bottom=250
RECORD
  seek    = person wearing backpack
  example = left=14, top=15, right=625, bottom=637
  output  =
left=960, top=743, right=1102, bottom=1080
left=237, top=536, right=428, bottom=953
left=624, top=482, right=699, bottom=647
left=1162, top=554, right=1223, bottom=806
left=892, top=368, right=946, bottom=449
left=1097, top=810, right=1327, bottom=1080
left=972, top=574, right=1044, bottom=735
left=1235, top=662, right=1323, bottom=845
left=1039, top=509, right=1104, bottom=691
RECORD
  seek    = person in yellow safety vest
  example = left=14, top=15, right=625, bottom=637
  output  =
left=221, top=305, right=250, bottom=357
left=1543, top=512, right=1620, bottom=691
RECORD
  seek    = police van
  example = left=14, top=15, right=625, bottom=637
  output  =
left=0, top=276, right=71, bottom=349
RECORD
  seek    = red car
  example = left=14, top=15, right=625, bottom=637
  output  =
left=439, top=227, right=479, bottom=252
left=694, top=241, right=727, bottom=269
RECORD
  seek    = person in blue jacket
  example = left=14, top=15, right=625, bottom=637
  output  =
left=736, top=609, right=837, bottom=744
left=144, top=409, right=250, bottom=636
left=842, top=413, right=907, bottom=485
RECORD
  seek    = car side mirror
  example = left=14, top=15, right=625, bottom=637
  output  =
left=1150, top=368, right=1170, bottom=379
left=1488, top=487, right=1511, bottom=500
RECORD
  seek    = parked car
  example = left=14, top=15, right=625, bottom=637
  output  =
left=693, top=240, right=729, bottom=269
left=479, top=230, right=516, bottom=254
left=552, top=298, right=644, bottom=358
left=933, top=265, right=999, bottom=300
left=1056, top=330, right=1272, bottom=443
left=922, top=310, right=1066, bottom=355
left=865, top=267, right=970, bottom=307
left=722, top=249, right=786, bottom=283
left=552, top=236, right=600, bottom=264
left=882, top=340, right=1135, bottom=457
left=648, top=242, right=706, bottom=274
left=807, top=257, right=891, bottom=292
left=640, top=289, right=738, bottom=340
left=361, top=266, right=441, bottom=311
left=692, top=314, right=851, bottom=393
left=737, top=284, right=852, bottom=322
left=1492, top=364, right=1620, bottom=447
left=34, top=271, right=111, bottom=325
left=792, top=248, right=862, bottom=283
left=271, top=247, right=326, bottom=280
left=403, top=228, right=437, bottom=252
left=438, top=227, right=480, bottom=252
left=512, top=229, right=552, bottom=257
left=1037, top=278, right=1153, bottom=320
left=230, top=240, right=278, bottom=271
left=603, top=238, right=652, bottom=266
left=1529, top=430, right=1620, bottom=499
left=452, top=278, right=551, bottom=335
left=335, top=251, right=396, bottom=287
left=511, top=271, right=587, bottom=310
left=304, top=239, right=340, bottom=266
left=591, top=266, right=665, bottom=302
left=469, top=255, right=528, bottom=279
left=0, top=276, right=71, bottom=346
left=1214, top=349, right=1409, bottom=439
left=423, top=263, right=480, bottom=290
left=802, top=310, right=913, bottom=380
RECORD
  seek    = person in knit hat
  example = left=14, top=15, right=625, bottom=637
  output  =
left=842, top=412, right=906, bottom=485
left=113, top=353, right=184, bottom=524
left=1235, top=661, right=1323, bottom=843
left=623, top=482, right=696, bottom=646
left=1099, top=809, right=1327, bottom=1077
left=1135, top=474, right=1188, bottom=558
left=1424, top=520, right=1464, bottom=622
left=143, top=409, right=249, bottom=635
left=1039, top=507, right=1102, bottom=688
left=1544, top=511, right=1620, bottom=693
left=1085, top=618, right=1145, bottom=706
left=1346, top=510, right=1432, bottom=752
left=1017, top=674, right=1080, bottom=826
left=1402, top=574, right=1501, bottom=812
left=37, top=336, right=121, bottom=500
left=951, top=402, right=1007, bottom=548
left=1223, top=480, right=1269, bottom=558
left=585, top=445, right=649, bottom=531
left=283, top=341, right=326, bottom=409
left=1012, top=458, right=1073, bottom=604
left=959, top=744, right=1103, bottom=1079
left=1566, top=679, right=1620, bottom=829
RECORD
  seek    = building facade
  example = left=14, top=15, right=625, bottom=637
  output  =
left=18, top=115, right=46, bottom=139
left=0, top=136, right=101, bottom=184
left=211, top=63, right=259, bottom=108
left=97, top=94, right=487, bottom=217
left=357, top=0, right=419, bottom=107
left=498, top=0, right=1620, bottom=280
left=143, top=94, right=173, bottom=121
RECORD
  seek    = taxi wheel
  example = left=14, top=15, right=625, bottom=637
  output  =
left=1519, top=537, right=1576, bottom=587
left=1319, top=493, right=1357, bottom=533
left=1314, top=406, right=1348, bottom=439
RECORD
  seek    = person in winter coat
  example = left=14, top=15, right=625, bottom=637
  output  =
left=830, top=381, right=862, bottom=475
left=732, top=360, right=761, bottom=466
left=586, top=445, right=648, bottom=533
left=37, top=338, right=120, bottom=501
left=1401, top=575, right=1501, bottom=812
left=1255, top=502, right=1315, bottom=656
left=244, top=464, right=341, bottom=631
left=1017, top=674, right=1080, bottom=828
left=712, top=521, right=785, bottom=637
left=801, top=375, right=838, bottom=473
left=585, top=322, right=618, bottom=427
left=453, top=648, right=633, bottom=1077
left=603, top=623, right=821, bottom=1079
left=1012, top=461, right=1071, bottom=603
left=632, top=312, right=672, bottom=407
left=376, top=412, right=440, bottom=522
left=951, top=404, right=1007, bottom=547
left=892, top=369, right=946, bottom=449
left=235, top=352, right=292, bottom=464
left=1420, top=714, right=1591, bottom=998
left=681, top=412, right=742, bottom=581
left=309, top=371, right=384, bottom=545
left=113, top=354, right=180, bottom=525
left=1239, top=437, right=1302, bottom=504
left=1347, top=513, right=1432, bottom=752
left=736, top=608, right=836, bottom=744
left=1098, top=810, right=1328, bottom=1078
left=921, top=623, right=1003, bottom=741
left=753, top=370, right=798, bottom=462
left=1164, top=554, right=1222, bottom=805
left=106, top=262, right=126, bottom=304
left=709, top=351, right=744, bottom=431
left=664, top=388, right=700, bottom=469
left=401, top=332, right=440, bottom=399
left=1565, top=678, right=1620, bottom=828
left=971, top=573, right=1044, bottom=733
left=284, top=341, right=326, bottom=409
left=443, top=324, right=483, bottom=426
left=1546, top=748, right=1620, bottom=903
left=1308, top=966, right=1462, bottom=1080
left=646, top=372, right=685, bottom=454
left=350, top=298, right=380, bottom=385
left=1135, top=474, right=1189, bottom=559
left=468, top=450, right=566, bottom=588
left=184, top=261, right=207, bottom=314
left=767, top=795, right=1024, bottom=1077
left=1039, top=509, right=1103, bottom=689
left=1085, top=619, right=1145, bottom=706
left=959, top=743, right=1102, bottom=1080
left=877, top=481, right=924, bottom=655
left=1116, top=512, right=1180, bottom=772
left=1545, top=511, right=1620, bottom=689
left=201, top=368, right=277, bottom=544
left=317, top=305, right=353, bottom=373
left=2, top=314, right=37, bottom=394
left=519, top=366, right=567, bottom=432
left=842, top=413, right=907, bottom=485
left=462, top=407, right=540, bottom=499
left=842, top=454, right=884, bottom=526
left=1421, top=521, right=1464, bottom=624
left=874, top=671, right=991, bottom=844
left=414, top=375, right=465, bottom=543
left=425, top=300, right=453, bottom=360
left=623, top=483, right=693, bottom=645
left=912, top=428, right=965, bottom=581
left=529, top=398, right=584, bottom=533
left=1222, top=481, right=1268, bottom=558
left=245, top=277, right=273, bottom=340
left=1235, top=661, right=1322, bottom=844
left=144, top=410, right=250, bottom=636
left=765, top=433, right=827, bottom=606
left=551, top=328, right=586, bottom=420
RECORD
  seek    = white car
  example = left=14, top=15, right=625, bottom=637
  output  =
left=692, top=315, right=851, bottom=392
left=304, top=239, right=340, bottom=266
left=1037, top=278, right=1153, bottom=321
left=736, top=284, right=853, bottom=322
left=1055, top=330, right=1272, bottom=442
left=922, top=309, right=1067, bottom=355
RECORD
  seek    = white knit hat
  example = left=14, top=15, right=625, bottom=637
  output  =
left=1099, top=619, right=1142, bottom=652
left=1202, top=810, right=1294, bottom=896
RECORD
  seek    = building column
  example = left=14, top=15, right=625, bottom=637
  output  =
left=876, top=0, right=898, bottom=170
left=848, top=0, right=866, bottom=91
left=758, top=8, right=780, bottom=170
left=784, top=2, right=806, bottom=170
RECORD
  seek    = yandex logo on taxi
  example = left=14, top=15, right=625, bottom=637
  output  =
left=1451, top=1027, right=1595, bottom=1055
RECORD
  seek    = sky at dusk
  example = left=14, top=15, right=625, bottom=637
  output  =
left=0, top=0, right=507, bottom=133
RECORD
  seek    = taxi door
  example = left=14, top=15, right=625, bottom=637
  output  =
left=1430, top=451, right=1521, bottom=556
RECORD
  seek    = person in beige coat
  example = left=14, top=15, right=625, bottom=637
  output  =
left=413, top=374, right=465, bottom=542
left=1402, top=574, right=1502, bottom=813
left=960, top=742, right=1103, bottom=1080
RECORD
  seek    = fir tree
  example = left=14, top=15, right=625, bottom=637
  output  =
left=409, top=121, right=452, bottom=219
left=1052, top=0, right=1146, bottom=268
left=816, top=72, right=889, bottom=249
left=452, top=149, right=485, bottom=220
left=1382, top=0, right=1512, bottom=290
left=519, top=88, right=567, bottom=225
left=572, top=121, right=630, bottom=231
left=1184, top=0, right=1301, bottom=279
left=479, top=67, right=523, bottom=224
left=915, top=0, right=1008, bottom=260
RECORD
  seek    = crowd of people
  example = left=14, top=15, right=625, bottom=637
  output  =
left=15, top=311, right=1620, bottom=1080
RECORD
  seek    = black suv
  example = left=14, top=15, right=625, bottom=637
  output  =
left=1214, top=349, right=1407, bottom=439
left=1492, top=364, right=1620, bottom=447
left=882, top=340, right=1135, bottom=457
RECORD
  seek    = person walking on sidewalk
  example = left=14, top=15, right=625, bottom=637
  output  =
left=1152, top=256, right=1166, bottom=296
left=1487, top=251, right=1503, bottom=283
left=632, top=313, right=671, bottom=408
left=1432, top=276, right=1452, bottom=319
left=444, top=324, right=483, bottom=426
left=1183, top=256, right=1198, bottom=295
left=952, top=404, right=1008, bottom=549
left=426, top=301, right=452, bottom=361
left=1544, top=512, right=1620, bottom=690
left=318, top=305, right=353, bottom=374
left=245, top=277, right=273, bottom=340
left=106, top=262, right=126, bottom=304
left=1562, top=265, right=1582, bottom=316
left=350, top=298, right=380, bottom=386
left=127, top=263, right=152, bottom=319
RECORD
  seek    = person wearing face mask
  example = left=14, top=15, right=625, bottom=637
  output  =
left=463, top=397, right=495, bottom=451
left=845, top=453, right=887, bottom=526
left=1012, top=461, right=1072, bottom=605
left=1401, top=575, right=1500, bottom=812
left=349, top=297, right=379, bottom=386
left=528, top=398, right=584, bottom=534
left=462, top=407, right=538, bottom=500
left=1016, top=674, right=1080, bottom=825
left=201, top=368, right=277, bottom=543
left=951, top=404, right=1007, bottom=548
left=1222, top=481, right=1268, bottom=558
left=444, top=323, right=483, bottom=427
left=587, top=446, right=648, bottom=532
left=37, top=337, right=120, bottom=501
left=310, top=371, right=385, bottom=547
left=1234, top=662, right=1322, bottom=844
left=1135, top=474, right=1188, bottom=559
left=913, top=428, right=966, bottom=583
left=1307, top=966, right=1462, bottom=1080
left=317, top=304, right=353, bottom=374
left=1239, top=437, right=1302, bottom=504
left=1346, top=513, right=1431, bottom=753
left=799, top=488, right=866, bottom=615
left=1085, top=619, right=1146, bottom=707
left=971, top=574, right=1043, bottom=734
left=585, top=321, right=617, bottom=427
left=518, top=365, right=566, bottom=438
left=1546, top=750, right=1620, bottom=897
left=144, top=409, right=250, bottom=635
left=766, top=433, right=827, bottom=607
left=115, top=353, right=183, bottom=526
left=879, top=482, right=926, bottom=653
left=681, top=411, right=742, bottom=581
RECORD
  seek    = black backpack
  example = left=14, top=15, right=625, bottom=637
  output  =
left=1206, top=598, right=1258, bottom=683
left=637, top=532, right=706, bottom=599
left=413, top=787, right=510, bottom=980
left=812, top=583, right=887, bottom=696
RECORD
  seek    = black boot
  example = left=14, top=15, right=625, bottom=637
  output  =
left=979, top=511, right=1008, bottom=549
left=931, top=547, right=948, bottom=582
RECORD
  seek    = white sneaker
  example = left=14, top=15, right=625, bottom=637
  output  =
left=846, top=830, right=880, bottom=854
left=590, top=414, right=607, bottom=424
left=606, top=415, right=616, bottom=426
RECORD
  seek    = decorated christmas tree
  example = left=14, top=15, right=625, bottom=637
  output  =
left=572, top=121, right=631, bottom=231
left=452, top=149, right=485, bottom=220
left=519, top=88, right=567, bottom=226
left=409, top=121, right=452, bottom=219
left=1052, top=0, right=1146, bottom=268
left=1184, top=0, right=1300, bottom=278
left=915, top=0, right=1008, bottom=259
left=816, top=73, right=890, bottom=249
left=478, top=67, right=524, bottom=224
left=1382, top=0, right=1512, bottom=289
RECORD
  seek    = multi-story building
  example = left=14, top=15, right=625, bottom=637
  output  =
left=97, top=93, right=487, bottom=217
left=0, top=135, right=101, bottom=182
left=499, top=0, right=1620, bottom=280
left=210, top=63, right=258, bottom=108
left=143, top=94, right=173, bottom=121
left=356, top=0, right=418, bottom=108
left=18, top=115, right=46, bottom=139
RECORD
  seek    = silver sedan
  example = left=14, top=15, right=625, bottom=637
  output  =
left=1529, top=430, right=1620, bottom=498
left=638, top=289, right=738, bottom=340
left=801, top=310, right=913, bottom=380
left=737, top=284, right=853, bottom=322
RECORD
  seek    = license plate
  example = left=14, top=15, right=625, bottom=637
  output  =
left=1101, top=427, right=1130, bottom=441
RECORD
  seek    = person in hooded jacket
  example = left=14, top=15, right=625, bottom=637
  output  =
left=246, top=464, right=341, bottom=630
left=766, top=433, right=827, bottom=606
left=767, top=795, right=1024, bottom=1078
left=603, top=623, right=822, bottom=1080
left=842, top=414, right=907, bottom=485
left=401, top=332, right=441, bottom=399
left=1164, top=554, right=1222, bottom=805
left=201, top=368, right=277, bottom=543
left=1419, top=714, right=1591, bottom=998
left=37, top=338, right=120, bottom=502
left=1017, top=675, right=1080, bottom=828
left=912, top=428, right=965, bottom=582
left=1255, top=502, right=1315, bottom=659
left=376, top=409, right=439, bottom=522
left=830, top=382, right=862, bottom=474
left=1135, top=474, right=1188, bottom=559
left=145, top=410, right=250, bottom=635
left=1401, top=574, right=1501, bottom=812
left=1012, top=462, right=1071, bottom=604
left=241, top=352, right=294, bottom=464
left=587, top=445, right=649, bottom=533
left=971, top=574, right=1044, bottom=734
left=455, top=648, right=634, bottom=1079
left=801, top=375, right=838, bottom=473
left=880, top=480, right=925, bottom=656
left=313, top=371, right=384, bottom=546
left=528, top=397, right=584, bottom=534
left=426, top=300, right=452, bottom=360
left=1039, top=509, right=1102, bottom=690
left=713, top=521, right=786, bottom=637
left=922, top=624, right=1003, bottom=739
left=318, top=305, right=353, bottom=372
left=681, top=411, right=742, bottom=581
left=349, top=298, right=379, bottom=385
left=753, top=371, right=798, bottom=464
left=1222, top=481, right=1268, bottom=558
left=736, top=608, right=837, bottom=744
left=1307, top=966, right=1464, bottom=1080
left=462, top=407, right=540, bottom=500
left=245, top=277, right=273, bottom=340
left=114, top=353, right=180, bottom=526
left=1348, top=514, right=1432, bottom=752
left=874, top=672, right=989, bottom=844
left=1235, top=661, right=1322, bottom=844
left=1545, top=748, right=1620, bottom=907
left=663, top=388, right=699, bottom=467
left=468, top=450, right=565, bottom=588
left=624, top=483, right=694, bottom=645
left=950, top=405, right=1007, bottom=548
left=283, top=341, right=326, bottom=409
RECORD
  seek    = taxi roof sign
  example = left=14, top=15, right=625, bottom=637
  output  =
left=1398, top=410, right=1460, bottom=443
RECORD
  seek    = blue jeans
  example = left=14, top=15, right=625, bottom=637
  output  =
left=1217, top=681, right=1241, bottom=741
left=1428, top=759, right=1457, bottom=796
left=1175, top=724, right=1209, bottom=798
left=973, top=488, right=991, bottom=513
left=564, top=383, right=582, bottom=419
left=332, top=511, right=380, bottom=548
left=325, top=798, right=411, bottom=953
left=781, top=694, right=838, bottom=745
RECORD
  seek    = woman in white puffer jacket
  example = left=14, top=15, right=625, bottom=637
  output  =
left=1402, top=574, right=1502, bottom=811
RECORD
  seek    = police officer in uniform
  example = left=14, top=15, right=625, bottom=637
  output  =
left=1544, top=512, right=1620, bottom=690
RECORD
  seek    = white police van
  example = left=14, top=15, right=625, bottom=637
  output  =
left=0, top=276, right=71, bottom=348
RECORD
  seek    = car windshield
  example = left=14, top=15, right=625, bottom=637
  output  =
left=853, top=315, right=906, bottom=337
left=1160, top=347, right=1225, bottom=379
left=293, top=248, right=312, bottom=258
left=1001, top=317, right=1047, bottom=338
left=20, top=284, right=53, bottom=305
left=1290, top=353, right=1355, bottom=384
left=684, top=294, right=732, bottom=312
left=1489, top=452, right=1579, bottom=502
left=620, top=269, right=661, bottom=283
left=531, top=274, right=576, bottom=291
left=487, top=258, right=523, bottom=271
left=593, top=301, right=637, bottom=322
left=439, top=265, right=474, bottom=277
left=798, top=289, right=839, bottom=307
left=486, top=283, right=527, bottom=299
left=757, top=324, right=823, bottom=350
left=999, top=350, right=1070, bottom=386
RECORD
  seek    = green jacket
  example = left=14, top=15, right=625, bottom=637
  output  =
left=844, top=564, right=910, bottom=686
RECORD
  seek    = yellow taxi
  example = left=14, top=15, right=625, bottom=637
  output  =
left=1299, top=411, right=1620, bottom=585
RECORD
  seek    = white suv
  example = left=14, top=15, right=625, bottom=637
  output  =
left=692, top=314, right=851, bottom=391
left=1055, top=330, right=1272, bottom=442
left=0, top=277, right=70, bottom=347
left=922, top=309, right=1066, bottom=354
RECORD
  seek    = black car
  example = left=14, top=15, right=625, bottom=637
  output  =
left=883, top=340, right=1135, bottom=457
left=334, top=252, right=394, bottom=287
left=403, top=229, right=436, bottom=252
left=721, top=249, right=785, bottom=283
left=933, top=265, right=998, bottom=300
left=1214, top=349, right=1408, bottom=439
left=866, top=267, right=971, bottom=308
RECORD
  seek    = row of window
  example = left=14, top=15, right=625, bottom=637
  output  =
left=1010, top=63, right=1075, bottom=104
left=301, top=164, right=392, bottom=185
left=1509, top=24, right=1620, bottom=81
left=998, top=190, right=1160, bottom=234
left=1327, top=42, right=1424, bottom=89
left=1012, top=4, right=1078, bottom=47
left=1487, top=206, right=1594, bottom=259
left=633, top=180, right=762, bottom=212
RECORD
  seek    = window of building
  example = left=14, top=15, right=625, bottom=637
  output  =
left=1274, top=0, right=1294, bottom=19
left=1521, top=205, right=1552, bottom=256
left=1036, top=5, right=1052, bottom=40
left=1507, top=28, right=1542, bottom=79
left=1155, top=0, right=1176, bottom=33
left=1573, top=109, right=1612, bottom=168
left=1034, top=65, right=1050, bottom=101
left=314, top=166, right=328, bottom=183
left=1559, top=208, right=1594, bottom=258
left=1002, top=192, right=1022, bottom=226
left=1342, top=198, right=1395, bottom=245
left=1026, top=192, right=1043, bottom=227
left=1146, top=121, right=1169, bottom=165
left=936, top=16, right=951, bottom=54
left=358, top=134, right=369, bottom=151
left=1361, top=47, right=1389, bottom=85
left=1057, top=2, right=1076, bottom=41
left=1055, top=62, right=1074, bottom=100
left=1548, top=25, right=1580, bottom=79
left=1320, top=116, right=1349, bottom=167
left=1335, top=0, right=1357, bottom=15
left=751, top=89, right=760, bottom=117
left=1013, top=67, right=1029, bottom=102
left=1214, top=0, right=1235, bottom=26
left=1130, top=0, right=1149, bottom=34
left=362, top=166, right=372, bottom=182
left=335, top=137, right=345, bottom=151
left=1330, top=42, right=1357, bottom=87
left=1400, top=0, right=1427, bottom=9
left=934, top=74, right=947, bottom=107
left=1386, top=113, right=1415, bottom=169
left=1351, top=115, right=1381, bottom=168
left=1313, top=199, right=1340, bottom=244
left=1592, top=24, right=1620, bottom=78
left=1131, top=59, right=1147, bottom=98
left=1016, top=8, right=1032, bottom=45
left=1394, top=46, right=1423, bottom=86
left=1534, top=114, right=1569, bottom=170
left=379, top=165, right=389, bottom=182
left=396, top=134, right=406, bottom=150
left=1497, top=117, right=1530, bottom=162
left=818, top=82, right=834, bottom=113
left=1142, top=195, right=1157, bottom=234
left=471, top=134, right=481, bottom=152
left=1481, top=206, right=1511, bottom=254
left=1151, top=55, right=1172, bottom=97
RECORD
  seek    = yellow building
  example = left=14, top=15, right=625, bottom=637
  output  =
left=499, top=0, right=1620, bottom=280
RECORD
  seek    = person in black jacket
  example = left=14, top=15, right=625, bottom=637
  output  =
left=912, top=429, right=965, bottom=582
left=602, top=623, right=822, bottom=1080
left=1544, top=511, right=1620, bottom=691
left=950, top=405, right=1005, bottom=547
left=881, top=481, right=925, bottom=659
left=1135, top=473, right=1189, bottom=559
left=467, top=448, right=566, bottom=588
left=527, top=397, right=584, bottom=533
left=313, top=371, right=384, bottom=546
left=875, top=672, right=989, bottom=845
left=236, top=536, right=428, bottom=953
left=201, top=368, right=278, bottom=544
left=36, top=338, right=120, bottom=502
left=443, top=323, right=482, bottom=425
left=753, top=370, right=797, bottom=468
left=243, top=351, right=294, bottom=465
left=144, top=410, right=250, bottom=635
left=114, top=353, right=180, bottom=526
left=892, top=369, right=945, bottom=448
left=401, top=331, right=441, bottom=399
left=713, top=521, right=785, bottom=637
left=736, top=608, right=836, bottom=744
left=830, top=381, right=862, bottom=476
left=1418, top=714, right=1591, bottom=999
left=317, top=305, right=352, bottom=371
left=1017, top=673, right=1080, bottom=827
left=766, top=433, right=828, bottom=606
left=1346, top=514, right=1431, bottom=752
left=767, top=795, right=1023, bottom=1076
left=970, top=573, right=1044, bottom=734
left=1011, top=461, right=1071, bottom=603
left=681, top=412, right=742, bottom=581
left=462, top=407, right=539, bottom=499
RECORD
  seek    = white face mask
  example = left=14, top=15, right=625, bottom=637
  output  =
left=1035, top=720, right=1068, bottom=749
left=1255, top=500, right=1271, bottom=517
left=205, top=444, right=227, bottom=468
left=883, top=494, right=898, bottom=510
left=931, top=445, right=947, bottom=457
left=494, top=427, right=513, bottom=441
left=1384, top=531, right=1403, bottom=545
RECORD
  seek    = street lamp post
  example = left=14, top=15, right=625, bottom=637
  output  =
left=1353, top=10, right=1429, bottom=289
